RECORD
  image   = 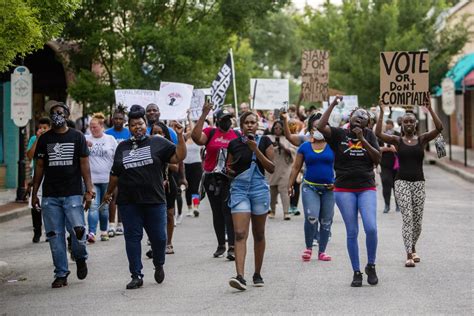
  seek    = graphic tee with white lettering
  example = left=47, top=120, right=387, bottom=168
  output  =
left=111, top=136, right=176, bottom=205
left=86, top=134, right=118, bottom=184
left=35, top=128, right=89, bottom=197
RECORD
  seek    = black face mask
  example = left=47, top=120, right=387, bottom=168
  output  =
left=50, top=112, right=66, bottom=128
left=218, top=119, right=232, bottom=131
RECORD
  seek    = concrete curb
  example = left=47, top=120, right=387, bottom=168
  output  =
left=427, top=158, right=474, bottom=183
left=0, top=206, right=30, bottom=224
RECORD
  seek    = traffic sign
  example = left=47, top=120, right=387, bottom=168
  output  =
left=441, top=77, right=455, bottom=115
left=11, top=66, right=32, bottom=127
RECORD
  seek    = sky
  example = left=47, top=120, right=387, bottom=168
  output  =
left=292, top=0, right=343, bottom=10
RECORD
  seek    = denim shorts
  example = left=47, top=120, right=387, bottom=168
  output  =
left=230, top=188, right=270, bottom=215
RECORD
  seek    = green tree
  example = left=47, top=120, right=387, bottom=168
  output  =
left=0, top=0, right=80, bottom=71
left=298, top=0, right=469, bottom=106
left=62, top=0, right=288, bottom=114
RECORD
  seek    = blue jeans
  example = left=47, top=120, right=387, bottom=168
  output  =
left=87, top=183, right=109, bottom=235
left=301, top=183, right=335, bottom=252
left=229, top=161, right=270, bottom=215
left=119, top=203, right=167, bottom=278
left=335, top=190, right=377, bottom=271
left=42, top=195, right=88, bottom=278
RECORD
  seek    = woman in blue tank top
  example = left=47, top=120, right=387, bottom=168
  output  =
left=288, top=113, right=335, bottom=262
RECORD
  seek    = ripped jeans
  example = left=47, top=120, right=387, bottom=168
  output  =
left=42, top=195, right=88, bottom=278
left=301, top=183, right=335, bottom=252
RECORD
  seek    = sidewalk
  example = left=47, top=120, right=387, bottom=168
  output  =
left=426, top=147, right=474, bottom=183
left=0, top=189, right=29, bottom=223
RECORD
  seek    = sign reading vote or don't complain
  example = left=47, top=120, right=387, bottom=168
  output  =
left=11, top=66, right=32, bottom=127
left=380, top=51, right=429, bottom=107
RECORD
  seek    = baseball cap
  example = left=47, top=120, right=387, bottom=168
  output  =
left=45, top=100, right=70, bottom=114
left=214, top=109, right=233, bottom=120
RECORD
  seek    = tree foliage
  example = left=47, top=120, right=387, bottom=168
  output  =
left=298, top=0, right=469, bottom=106
left=0, top=0, right=80, bottom=72
left=63, top=0, right=288, bottom=113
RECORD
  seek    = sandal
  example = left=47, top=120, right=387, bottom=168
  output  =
left=405, top=259, right=415, bottom=267
left=166, top=245, right=175, bottom=255
left=412, top=253, right=420, bottom=263
left=318, top=252, right=332, bottom=261
left=301, top=249, right=312, bottom=261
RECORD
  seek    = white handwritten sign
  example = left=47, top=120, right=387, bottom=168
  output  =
left=250, top=79, right=289, bottom=110
left=157, top=82, right=194, bottom=120
left=114, top=89, right=159, bottom=110
left=322, top=95, right=359, bottom=127
left=190, top=88, right=211, bottom=120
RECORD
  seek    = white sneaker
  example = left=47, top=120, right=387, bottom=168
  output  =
left=116, top=225, right=124, bottom=235
left=176, top=214, right=183, bottom=225
left=186, top=210, right=194, bottom=217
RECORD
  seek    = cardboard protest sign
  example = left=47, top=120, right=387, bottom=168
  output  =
left=250, top=79, right=289, bottom=110
left=301, top=50, right=330, bottom=102
left=322, top=95, right=359, bottom=127
left=157, top=82, right=194, bottom=120
left=114, top=89, right=159, bottom=110
left=380, top=51, right=429, bottom=107
left=190, top=88, right=212, bottom=120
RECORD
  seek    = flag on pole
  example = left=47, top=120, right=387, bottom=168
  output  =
left=210, top=53, right=233, bottom=110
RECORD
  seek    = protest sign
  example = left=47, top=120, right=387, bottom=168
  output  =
left=301, top=50, right=330, bottom=102
left=250, top=79, right=289, bottom=110
left=322, top=95, right=359, bottom=127
left=211, top=53, right=233, bottom=110
left=114, top=89, right=159, bottom=110
left=380, top=51, right=429, bottom=107
left=190, top=88, right=212, bottom=120
left=157, top=82, right=194, bottom=120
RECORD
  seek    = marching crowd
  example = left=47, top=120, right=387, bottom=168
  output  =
left=27, top=95, right=443, bottom=290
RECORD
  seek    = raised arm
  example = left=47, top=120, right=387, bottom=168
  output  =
left=375, top=104, right=400, bottom=146
left=170, top=122, right=187, bottom=164
left=191, top=102, right=212, bottom=145
left=419, top=94, right=444, bottom=145
left=287, top=153, right=304, bottom=197
left=184, top=111, right=194, bottom=140
left=353, top=128, right=381, bottom=165
left=280, top=112, right=302, bottom=146
left=317, top=95, right=341, bottom=138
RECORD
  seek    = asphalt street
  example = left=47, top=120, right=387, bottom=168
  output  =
left=0, top=165, right=472, bottom=314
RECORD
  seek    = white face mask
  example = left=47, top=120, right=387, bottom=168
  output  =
left=312, top=130, right=324, bottom=140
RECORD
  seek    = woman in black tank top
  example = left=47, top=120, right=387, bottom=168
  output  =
left=375, top=96, right=443, bottom=268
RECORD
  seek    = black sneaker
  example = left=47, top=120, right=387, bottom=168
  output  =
left=294, top=210, right=301, bottom=216
left=383, top=205, right=390, bottom=213
left=126, top=277, right=143, bottom=290
left=32, top=229, right=41, bottom=243
left=365, top=264, right=378, bottom=285
left=154, top=265, right=165, bottom=284
left=226, top=247, right=235, bottom=261
left=76, top=259, right=88, bottom=280
left=229, top=275, right=247, bottom=291
left=252, top=273, right=264, bottom=287
left=51, top=276, right=68, bottom=288
left=351, top=271, right=363, bottom=287
left=193, top=210, right=199, bottom=217
left=145, top=249, right=153, bottom=259
left=213, top=245, right=226, bottom=258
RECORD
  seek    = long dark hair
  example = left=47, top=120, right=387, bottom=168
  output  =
left=307, top=112, right=322, bottom=132
left=271, top=120, right=284, bottom=135
left=152, top=121, right=171, bottom=141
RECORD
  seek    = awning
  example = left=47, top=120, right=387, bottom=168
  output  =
left=464, top=69, right=474, bottom=87
left=435, top=53, right=474, bottom=96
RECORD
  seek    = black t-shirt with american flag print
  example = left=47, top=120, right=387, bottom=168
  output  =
left=35, top=128, right=89, bottom=197
left=111, top=135, right=175, bottom=205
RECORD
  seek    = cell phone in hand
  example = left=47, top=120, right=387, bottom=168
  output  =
left=98, top=200, right=108, bottom=211
left=205, top=95, right=212, bottom=104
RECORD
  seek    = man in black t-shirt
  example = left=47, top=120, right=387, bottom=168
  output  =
left=32, top=101, right=95, bottom=289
